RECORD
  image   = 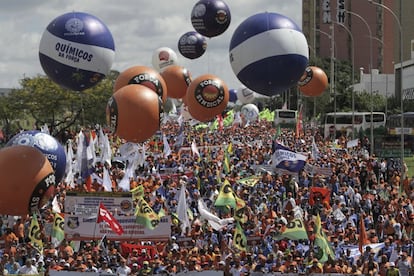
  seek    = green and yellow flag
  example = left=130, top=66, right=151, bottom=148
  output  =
left=29, top=213, right=43, bottom=253
left=214, top=179, right=236, bottom=208
left=314, top=213, right=335, bottom=263
left=51, top=213, right=65, bottom=247
left=234, top=194, right=247, bottom=223
left=237, top=175, right=261, bottom=187
left=275, top=218, right=308, bottom=240
left=131, top=185, right=145, bottom=200
left=223, top=110, right=235, bottom=127
left=233, top=221, right=247, bottom=251
left=135, top=198, right=160, bottom=230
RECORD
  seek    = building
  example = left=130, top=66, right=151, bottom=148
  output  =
left=302, top=0, right=414, bottom=99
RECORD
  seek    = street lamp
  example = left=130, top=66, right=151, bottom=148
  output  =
left=367, top=0, right=405, bottom=180
left=346, top=10, right=374, bottom=155
left=334, top=21, right=355, bottom=138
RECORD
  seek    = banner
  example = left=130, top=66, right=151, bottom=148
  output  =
left=309, top=187, right=331, bottom=209
left=51, top=213, right=65, bottom=247
left=29, top=214, right=43, bottom=252
left=64, top=215, right=171, bottom=241
left=275, top=218, right=308, bottom=241
left=272, top=143, right=307, bottom=172
left=304, top=163, right=333, bottom=177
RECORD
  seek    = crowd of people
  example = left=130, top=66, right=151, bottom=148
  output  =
left=0, top=118, right=414, bottom=275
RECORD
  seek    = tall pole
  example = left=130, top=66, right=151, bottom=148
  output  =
left=347, top=10, right=374, bottom=155
left=368, top=0, right=404, bottom=181
left=334, top=21, right=355, bottom=138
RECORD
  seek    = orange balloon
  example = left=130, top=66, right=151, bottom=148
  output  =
left=0, top=145, right=56, bottom=216
left=107, top=84, right=162, bottom=143
left=114, top=65, right=168, bottom=102
left=298, top=66, right=328, bottom=97
left=160, top=65, right=192, bottom=99
left=186, top=74, right=229, bottom=122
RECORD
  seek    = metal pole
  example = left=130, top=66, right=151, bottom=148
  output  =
left=368, top=0, right=404, bottom=180
left=346, top=10, right=374, bottom=154
left=334, top=21, right=355, bottom=138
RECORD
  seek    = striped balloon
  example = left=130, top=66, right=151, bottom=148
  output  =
left=39, top=12, right=115, bottom=91
left=229, top=12, right=309, bottom=96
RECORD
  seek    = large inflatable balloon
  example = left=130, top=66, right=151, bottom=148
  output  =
left=107, top=84, right=162, bottom=143
left=0, top=145, right=56, bottom=215
left=229, top=12, right=309, bottom=96
left=151, top=47, right=178, bottom=72
left=39, top=12, right=115, bottom=91
left=186, top=74, right=229, bottom=122
left=191, top=0, right=231, bottom=38
left=160, top=65, right=192, bottom=99
left=178, top=31, right=207, bottom=59
left=237, top=86, right=255, bottom=104
left=6, top=130, right=67, bottom=184
left=113, top=66, right=168, bottom=103
left=228, top=89, right=238, bottom=103
left=241, top=103, right=259, bottom=122
left=298, top=66, right=329, bottom=97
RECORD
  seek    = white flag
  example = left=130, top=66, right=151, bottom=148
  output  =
left=40, top=123, right=50, bottom=134
left=177, top=183, right=190, bottom=236
left=197, top=199, right=234, bottom=231
left=102, top=167, right=113, bottom=192
left=51, top=195, right=61, bottom=214
left=191, top=139, right=200, bottom=157
left=347, top=138, right=359, bottom=148
left=163, top=135, right=172, bottom=157
left=64, top=140, right=75, bottom=188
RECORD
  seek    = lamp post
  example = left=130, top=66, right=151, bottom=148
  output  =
left=367, top=0, right=404, bottom=181
left=334, top=21, right=355, bottom=138
left=346, top=10, right=374, bottom=155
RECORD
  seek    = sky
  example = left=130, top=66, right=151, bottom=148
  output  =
left=0, top=0, right=302, bottom=90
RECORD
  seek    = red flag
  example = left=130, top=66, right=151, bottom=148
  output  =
left=309, top=187, right=331, bottom=209
left=217, top=114, right=223, bottom=131
left=97, top=202, right=124, bottom=235
left=359, top=215, right=369, bottom=254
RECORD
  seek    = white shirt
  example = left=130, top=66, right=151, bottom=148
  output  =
left=116, top=265, right=131, bottom=276
left=17, top=265, right=38, bottom=275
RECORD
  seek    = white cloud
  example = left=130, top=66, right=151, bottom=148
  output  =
left=0, top=0, right=302, bottom=89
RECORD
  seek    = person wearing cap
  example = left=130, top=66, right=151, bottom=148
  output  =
left=385, top=262, right=399, bottom=276
left=98, top=259, right=113, bottom=274
left=17, top=258, right=38, bottom=275
left=397, top=251, right=411, bottom=276
left=138, top=260, right=152, bottom=275
left=307, top=258, right=323, bottom=274
left=4, top=255, right=20, bottom=274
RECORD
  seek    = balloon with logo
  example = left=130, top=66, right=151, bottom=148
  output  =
left=298, top=66, right=329, bottom=97
left=178, top=31, right=207, bottom=59
left=191, top=0, right=231, bottom=38
left=160, top=65, right=192, bottom=99
left=237, top=86, right=255, bottom=104
left=114, top=65, right=168, bottom=103
left=6, top=130, right=67, bottom=184
left=107, top=84, right=162, bottom=143
left=151, top=47, right=179, bottom=72
left=186, top=74, right=229, bottom=122
left=241, top=103, right=259, bottom=122
left=39, top=12, right=115, bottom=91
left=0, top=145, right=56, bottom=215
left=229, top=12, right=309, bottom=96
left=228, top=88, right=238, bottom=103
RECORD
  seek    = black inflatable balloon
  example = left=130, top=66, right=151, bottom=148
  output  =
left=178, top=31, right=207, bottom=59
left=191, top=0, right=231, bottom=38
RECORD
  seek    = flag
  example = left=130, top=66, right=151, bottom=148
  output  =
left=131, top=185, right=145, bottom=200
left=314, top=213, right=335, bottom=263
left=233, top=111, right=242, bottom=127
left=135, top=198, right=160, bottom=230
left=233, top=221, right=247, bottom=251
left=217, top=114, right=224, bottom=131
left=64, top=140, right=75, bottom=188
left=51, top=213, right=65, bottom=247
left=309, top=187, right=331, bottom=209
left=100, top=130, right=112, bottom=167
left=223, top=147, right=231, bottom=174
left=97, top=202, right=124, bottom=235
left=223, top=110, right=235, bottom=127
left=51, top=195, right=61, bottom=214
left=191, top=139, right=200, bottom=157
left=346, top=138, right=359, bottom=148
left=214, top=179, right=236, bottom=208
left=234, top=194, right=248, bottom=223
left=198, top=199, right=234, bottom=231
left=237, top=175, right=261, bottom=187
left=174, top=124, right=185, bottom=149
left=98, top=234, right=108, bottom=256
left=177, top=182, right=190, bottom=235
left=102, top=167, right=113, bottom=192
left=271, top=143, right=307, bottom=172
left=274, top=218, right=308, bottom=240
left=311, top=137, right=320, bottom=160
left=163, top=134, right=172, bottom=158
left=359, top=216, right=370, bottom=254
left=40, top=123, right=50, bottom=134
left=29, top=213, right=43, bottom=252
left=77, top=131, right=95, bottom=180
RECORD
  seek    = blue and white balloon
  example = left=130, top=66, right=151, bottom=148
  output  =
left=191, top=0, right=231, bottom=38
left=39, top=12, right=115, bottom=91
left=228, top=88, right=238, bottom=103
left=237, top=86, right=255, bottom=104
left=7, top=130, right=67, bottom=184
left=229, top=12, right=309, bottom=96
left=178, top=31, right=207, bottom=59
left=241, top=103, right=259, bottom=122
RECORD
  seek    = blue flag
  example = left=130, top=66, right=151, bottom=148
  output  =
left=272, top=143, right=307, bottom=172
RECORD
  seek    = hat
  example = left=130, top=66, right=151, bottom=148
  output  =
left=389, top=262, right=395, bottom=267
left=64, top=263, right=70, bottom=267
left=133, top=263, right=139, bottom=267
left=218, top=261, right=225, bottom=265
left=143, top=261, right=149, bottom=265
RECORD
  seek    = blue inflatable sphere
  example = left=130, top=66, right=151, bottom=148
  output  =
left=39, top=12, right=115, bottom=91
left=191, top=0, right=231, bottom=38
left=178, top=31, right=207, bottom=59
left=229, top=88, right=238, bottom=103
left=229, top=12, right=309, bottom=96
left=7, top=131, right=67, bottom=184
